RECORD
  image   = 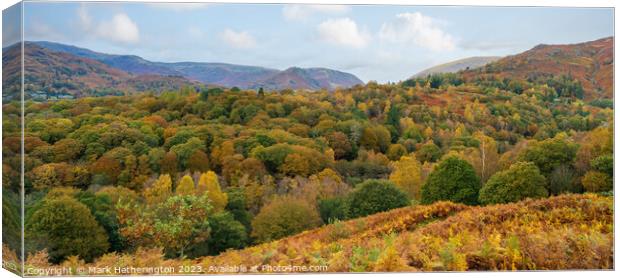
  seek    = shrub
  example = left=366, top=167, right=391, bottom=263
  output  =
left=348, top=179, right=410, bottom=218
left=318, top=196, right=350, bottom=223
left=251, top=196, right=322, bottom=243
left=479, top=162, right=548, bottom=205
left=582, top=171, right=612, bottom=192
left=26, top=196, right=109, bottom=263
left=421, top=156, right=481, bottom=205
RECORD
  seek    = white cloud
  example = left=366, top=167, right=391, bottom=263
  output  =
left=77, top=6, right=140, bottom=44
left=283, top=5, right=349, bottom=21
left=317, top=18, right=369, bottom=49
left=220, top=29, right=257, bottom=49
left=147, top=3, right=210, bottom=12
left=96, top=14, right=140, bottom=44
left=379, top=12, right=456, bottom=52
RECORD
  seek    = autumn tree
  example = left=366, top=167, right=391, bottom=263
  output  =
left=143, top=174, right=173, bottom=205
left=251, top=196, right=322, bottom=243
left=198, top=171, right=228, bottom=212
left=176, top=174, right=196, bottom=195
left=26, top=196, right=109, bottom=263
left=389, top=155, right=423, bottom=200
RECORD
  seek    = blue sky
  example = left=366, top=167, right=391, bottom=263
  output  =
left=3, top=2, right=614, bottom=82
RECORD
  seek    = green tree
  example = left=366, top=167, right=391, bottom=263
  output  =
left=421, top=156, right=481, bottom=205
left=416, top=141, right=442, bottom=163
left=479, top=162, right=548, bottom=205
left=206, top=212, right=247, bottom=255
left=251, top=196, right=322, bottom=243
left=518, top=134, right=578, bottom=176
left=318, top=196, right=350, bottom=223
left=348, top=179, right=410, bottom=218
left=26, top=196, right=109, bottom=263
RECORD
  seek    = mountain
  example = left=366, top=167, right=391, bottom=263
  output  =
left=413, top=56, right=501, bottom=77
left=463, top=37, right=613, bottom=99
left=2, top=42, right=198, bottom=100
left=250, top=67, right=364, bottom=91
left=29, top=41, right=364, bottom=91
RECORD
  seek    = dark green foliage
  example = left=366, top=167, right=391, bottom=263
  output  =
left=479, top=162, right=548, bottom=204
left=225, top=187, right=253, bottom=231
left=318, top=196, right=350, bottom=223
left=26, top=196, right=109, bottom=263
left=348, top=179, right=410, bottom=218
left=518, top=135, right=578, bottom=176
left=208, top=212, right=247, bottom=254
left=75, top=191, right=125, bottom=252
left=591, top=154, right=613, bottom=177
left=421, top=156, right=481, bottom=205
left=2, top=193, right=21, bottom=253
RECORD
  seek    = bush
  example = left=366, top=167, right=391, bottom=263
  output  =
left=416, top=142, right=441, bottom=163
left=479, top=162, right=548, bottom=204
left=187, top=212, right=247, bottom=257
left=591, top=155, right=613, bottom=177
left=26, top=196, right=109, bottom=263
left=348, top=179, right=410, bottom=218
left=582, top=171, right=612, bottom=192
left=421, top=156, right=481, bottom=205
left=318, top=196, right=350, bottom=223
left=251, top=196, right=322, bottom=243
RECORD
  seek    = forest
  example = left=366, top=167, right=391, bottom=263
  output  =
left=2, top=65, right=614, bottom=272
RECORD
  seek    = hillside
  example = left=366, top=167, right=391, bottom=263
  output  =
left=463, top=37, right=613, bottom=100
left=250, top=67, right=363, bottom=91
left=199, top=194, right=612, bottom=272
left=18, top=194, right=612, bottom=273
left=413, top=56, right=501, bottom=78
left=2, top=42, right=198, bottom=100
left=27, top=41, right=364, bottom=92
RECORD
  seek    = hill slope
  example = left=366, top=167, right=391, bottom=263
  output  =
left=23, top=194, right=611, bottom=273
left=198, top=194, right=612, bottom=272
left=2, top=42, right=198, bottom=100
left=29, top=41, right=364, bottom=91
left=413, top=56, right=501, bottom=78
left=463, top=37, right=613, bottom=100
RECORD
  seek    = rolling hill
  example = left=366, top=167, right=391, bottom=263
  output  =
left=463, top=37, right=613, bottom=100
left=21, top=194, right=612, bottom=272
left=2, top=42, right=199, bottom=100
left=25, top=41, right=364, bottom=92
left=413, top=56, right=501, bottom=78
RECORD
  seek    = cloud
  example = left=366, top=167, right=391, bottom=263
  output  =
left=27, top=22, right=65, bottom=41
left=379, top=12, right=456, bottom=52
left=283, top=5, right=349, bottom=21
left=77, top=6, right=140, bottom=44
left=317, top=18, right=370, bottom=48
left=97, top=14, right=140, bottom=44
left=220, top=29, right=257, bottom=49
left=147, top=3, right=210, bottom=12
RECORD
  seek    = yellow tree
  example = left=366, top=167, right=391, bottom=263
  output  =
left=389, top=155, right=423, bottom=200
left=176, top=174, right=195, bottom=195
left=473, top=132, right=500, bottom=182
left=144, top=174, right=172, bottom=205
left=198, top=171, right=228, bottom=212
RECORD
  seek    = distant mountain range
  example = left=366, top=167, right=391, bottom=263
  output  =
left=413, top=56, right=501, bottom=78
left=1, top=41, right=363, bottom=100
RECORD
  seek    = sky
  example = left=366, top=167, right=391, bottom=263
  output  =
left=2, top=2, right=614, bottom=83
